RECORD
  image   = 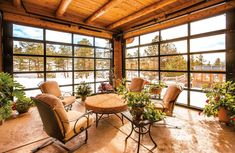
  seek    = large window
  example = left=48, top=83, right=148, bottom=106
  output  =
left=12, top=24, right=112, bottom=96
left=125, top=14, right=226, bottom=109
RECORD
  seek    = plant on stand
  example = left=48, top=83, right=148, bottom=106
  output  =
left=0, top=72, right=24, bottom=123
left=76, top=82, right=92, bottom=102
left=149, top=81, right=166, bottom=95
left=117, top=79, right=165, bottom=121
left=202, top=81, right=235, bottom=125
left=15, top=95, right=34, bottom=114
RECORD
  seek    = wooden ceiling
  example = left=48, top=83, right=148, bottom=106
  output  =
left=0, top=0, right=233, bottom=34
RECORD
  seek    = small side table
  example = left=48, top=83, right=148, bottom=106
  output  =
left=121, top=111, right=160, bottom=153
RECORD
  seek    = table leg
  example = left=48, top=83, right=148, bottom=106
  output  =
left=126, top=123, right=134, bottom=141
left=137, top=127, right=141, bottom=153
left=96, top=113, right=99, bottom=127
left=148, top=124, right=157, bottom=148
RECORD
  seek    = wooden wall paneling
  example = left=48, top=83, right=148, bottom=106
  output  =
left=124, top=1, right=235, bottom=39
left=107, top=0, right=178, bottom=30
left=0, top=12, right=2, bottom=72
left=226, top=9, right=235, bottom=81
left=3, top=12, right=113, bottom=39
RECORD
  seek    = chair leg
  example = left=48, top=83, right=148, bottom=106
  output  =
left=31, top=138, right=56, bottom=153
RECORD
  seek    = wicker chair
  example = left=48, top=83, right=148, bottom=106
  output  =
left=129, top=77, right=145, bottom=92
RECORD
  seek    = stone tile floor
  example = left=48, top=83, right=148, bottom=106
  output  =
left=0, top=102, right=234, bottom=153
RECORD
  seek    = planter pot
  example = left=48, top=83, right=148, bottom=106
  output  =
left=81, top=96, right=87, bottom=102
left=130, top=107, right=144, bottom=121
left=218, top=107, right=230, bottom=123
left=16, top=107, right=30, bottom=114
left=0, top=119, right=4, bottom=126
left=150, top=87, right=162, bottom=95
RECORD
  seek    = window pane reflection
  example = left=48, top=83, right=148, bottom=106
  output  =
left=74, top=71, right=94, bottom=83
left=126, top=71, right=138, bottom=81
left=14, top=41, right=43, bottom=55
left=161, top=72, right=187, bottom=88
left=160, top=40, right=187, bottom=55
left=190, top=34, right=225, bottom=52
left=126, top=48, right=138, bottom=58
left=74, top=59, right=94, bottom=70
left=14, top=73, right=44, bottom=88
left=96, top=71, right=109, bottom=82
left=14, top=56, right=44, bottom=72
left=96, top=59, right=110, bottom=69
left=13, top=24, right=43, bottom=40
left=140, top=71, right=159, bottom=82
left=74, top=34, right=93, bottom=46
left=161, top=24, right=187, bottom=40
left=46, top=30, right=71, bottom=43
left=190, top=91, right=207, bottom=108
left=47, top=57, right=72, bottom=70
left=140, top=45, right=158, bottom=56
left=46, top=44, right=72, bottom=56
left=190, top=53, right=225, bottom=71
left=160, top=55, right=187, bottom=70
left=126, top=37, right=139, bottom=47
left=191, top=14, right=226, bottom=35
left=140, top=31, right=159, bottom=44
left=191, top=73, right=225, bottom=89
left=95, top=38, right=110, bottom=48
left=46, top=72, right=72, bottom=85
left=74, top=47, right=94, bottom=57
left=96, top=48, right=111, bottom=58
left=126, top=59, right=138, bottom=69
left=140, top=57, right=158, bottom=70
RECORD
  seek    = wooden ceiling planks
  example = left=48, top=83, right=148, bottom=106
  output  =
left=0, top=0, right=233, bottom=35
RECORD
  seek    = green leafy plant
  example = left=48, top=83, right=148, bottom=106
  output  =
left=202, top=81, right=235, bottom=124
left=117, top=79, right=165, bottom=121
left=149, top=81, right=166, bottom=94
left=76, top=82, right=92, bottom=97
left=0, top=72, right=24, bottom=120
left=15, top=95, right=34, bottom=114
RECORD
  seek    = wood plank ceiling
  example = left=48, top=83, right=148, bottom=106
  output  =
left=0, top=0, right=232, bottom=33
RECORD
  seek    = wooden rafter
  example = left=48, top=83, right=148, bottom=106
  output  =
left=85, top=0, right=125, bottom=24
left=56, top=0, right=73, bottom=17
left=13, top=0, right=21, bottom=8
left=107, top=0, right=178, bottom=30
left=124, top=0, right=235, bottom=39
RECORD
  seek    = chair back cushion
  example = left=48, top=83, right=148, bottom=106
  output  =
left=39, top=81, right=62, bottom=97
left=34, top=94, right=70, bottom=138
left=163, top=85, right=182, bottom=115
left=129, top=78, right=145, bottom=92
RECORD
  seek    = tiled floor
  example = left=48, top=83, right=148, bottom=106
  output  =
left=0, top=102, right=235, bottom=153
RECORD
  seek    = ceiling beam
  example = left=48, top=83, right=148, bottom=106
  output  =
left=13, top=0, right=21, bottom=8
left=124, top=0, right=235, bottom=39
left=56, top=0, right=73, bottom=17
left=85, top=0, right=125, bottom=24
left=107, top=0, right=178, bottom=30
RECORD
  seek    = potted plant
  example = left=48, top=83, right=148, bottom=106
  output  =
left=149, top=81, right=166, bottom=95
left=117, top=79, right=165, bottom=121
left=15, top=95, right=34, bottom=114
left=0, top=72, right=24, bottom=124
left=202, top=81, right=235, bottom=125
left=76, top=82, right=92, bottom=102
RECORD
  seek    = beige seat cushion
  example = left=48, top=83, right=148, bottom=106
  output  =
left=39, top=81, right=62, bottom=97
left=129, top=78, right=145, bottom=92
left=65, top=111, right=94, bottom=141
left=35, top=94, right=70, bottom=134
left=61, top=96, right=76, bottom=105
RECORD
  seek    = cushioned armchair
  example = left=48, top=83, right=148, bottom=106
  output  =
left=154, top=84, right=183, bottom=116
left=31, top=94, right=93, bottom=152
left=39, top=81, right=76, bottom=111
left=129, top=77, right=145, bottom=92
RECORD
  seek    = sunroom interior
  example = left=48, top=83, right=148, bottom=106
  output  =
left=0, top=0, right=235, bottom=153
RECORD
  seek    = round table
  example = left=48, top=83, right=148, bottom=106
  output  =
left=85, top=93, right=128, bottom=127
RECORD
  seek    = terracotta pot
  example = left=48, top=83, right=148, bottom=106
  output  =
left=150, top=87, right=162, bottom=95
left=130, top=107, right=144, bottom=121
left=17, top=107, right=30, bottom=114
left=81, top=96, right=87, bottom=102
left=0, top=119, right=4, bottom=126
left=218, top=107, right=230, bottom=123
